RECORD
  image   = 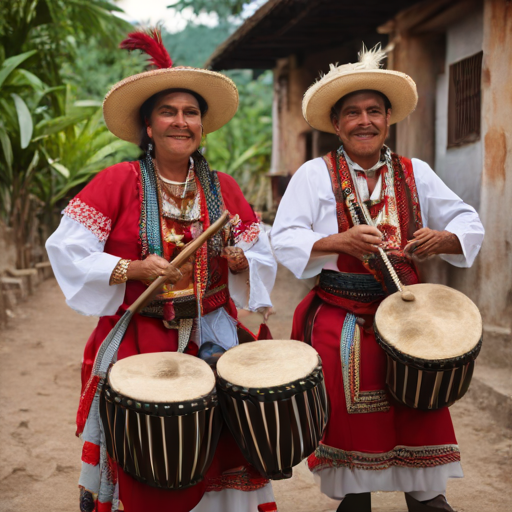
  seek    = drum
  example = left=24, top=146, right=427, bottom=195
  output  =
left=216, top=339, right=329, bottom=480
left=374, top=283, right=482, bottom=410
left=99, top=352, right=222, bottom=489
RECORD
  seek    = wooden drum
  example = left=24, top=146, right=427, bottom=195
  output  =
left=99, top=352, right=222, bottom=489
left=216, top=340, right=329, bottom=480
left=375, top=283, right=482, bottom=410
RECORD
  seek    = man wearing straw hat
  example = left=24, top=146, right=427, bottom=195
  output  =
left=46, top=29, right=277, bottom=512
left=271, top=45, right=484, bottom=512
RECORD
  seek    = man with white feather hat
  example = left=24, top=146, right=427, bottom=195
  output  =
left=271, top=44, right=484, bottom=512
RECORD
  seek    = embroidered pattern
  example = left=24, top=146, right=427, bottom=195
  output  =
left=205, top=465, right=269, bottom=492
left=63, top=198, right=112, bottom=242
left=340, top=313, right=390, bottom=414
left=230, top=214, right=260, bottom=250
left=323, top=146, right=422, bottom=293
left=308, top=443, right=461, bottom=472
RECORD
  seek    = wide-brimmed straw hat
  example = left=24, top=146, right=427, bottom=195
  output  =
left=103, top=29, right=238, bottom=144
left=302, top=44, right=417, bottom=134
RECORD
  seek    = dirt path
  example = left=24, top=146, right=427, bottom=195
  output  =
left=0, top=270, right=511, bottom=511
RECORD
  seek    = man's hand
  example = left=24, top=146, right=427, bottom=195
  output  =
left=404, top=228, right=462, bottom=259
left=127, top=254, right=193, bottom=285
left=312, top=225, right=383, bottom=260
left=222, top=246, right=249, bottom=274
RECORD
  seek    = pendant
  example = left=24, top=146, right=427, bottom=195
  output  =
left=165, top=228, right=185, bottom=246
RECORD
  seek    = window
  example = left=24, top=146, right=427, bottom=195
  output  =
left=447, top=51, right=483, bottom=148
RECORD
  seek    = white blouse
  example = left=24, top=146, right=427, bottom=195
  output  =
left=271, top=157, right=484, bottom=279
left=46, top=216, right=276, bottom=318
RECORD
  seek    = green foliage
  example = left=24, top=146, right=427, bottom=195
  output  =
left=171, top=0, right=255, bottom=20
left=162, top=23, right=235, bottom=68
left=204, top=70, right=273, bottom=211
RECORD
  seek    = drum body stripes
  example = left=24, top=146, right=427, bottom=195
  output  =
left=375, top=283, right=482, bottom=410
left=216, top=340, right=329, bottom=480
left=99, top=352, right=222, bottom=489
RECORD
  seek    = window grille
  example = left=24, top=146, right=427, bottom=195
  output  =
left=447, top=51, right=483, bottom=147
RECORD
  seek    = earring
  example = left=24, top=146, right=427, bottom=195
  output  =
left=146, top=142, right=153, bottom=159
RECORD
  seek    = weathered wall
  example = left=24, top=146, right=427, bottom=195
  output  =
left=477, top=0, right=512, bottom=330
left=393, top=33, right=445, bottom=167
left=435, top=8, right=484, bottom=212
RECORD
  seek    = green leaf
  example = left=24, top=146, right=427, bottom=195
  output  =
left=0, top=50, right=37, bottom=88
left=50, top=162, right=71, bottom=178
left=0, top=125, right=13, bottom=174
left=11, top=93, right=33, bottom=149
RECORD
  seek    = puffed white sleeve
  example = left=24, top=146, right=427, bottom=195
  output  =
left=228, top=224, right=277, bottom=311
left=271, top=161, right=337, bottom=279
left=45, top=215, right=125, bottom=316
left=413, top=158, right=485, bottom=267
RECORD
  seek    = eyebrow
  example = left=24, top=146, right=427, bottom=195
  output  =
left=342, top=103, right=384, bottom=112
left=156, top=104, right=201, bottom=111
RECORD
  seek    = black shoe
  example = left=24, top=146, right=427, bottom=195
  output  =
left=405, top=493, right=455, bottom=512
left=337, top=493, right=371, bottom=512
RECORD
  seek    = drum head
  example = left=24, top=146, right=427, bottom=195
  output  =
left=216, top=339, right=319, bottom=388
left=375, top=283, right=482, bottom=361
left=109, top=352, right=215, bottom=403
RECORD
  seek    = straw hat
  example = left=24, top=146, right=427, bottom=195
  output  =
left=103, top=30, right=239, bottom=144
left=302, top=44, right=418, bottom=134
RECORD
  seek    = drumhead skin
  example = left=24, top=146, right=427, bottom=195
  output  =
left=375, top=283, right=482, bottom=361
left=109, top=352, right=215, bottom=403
left=217, top=339, right=320, bottom=388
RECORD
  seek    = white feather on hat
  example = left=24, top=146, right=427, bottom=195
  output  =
left=302, top=43, right=418, bottom=133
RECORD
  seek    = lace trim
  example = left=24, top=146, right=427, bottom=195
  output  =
left=308, top=443, right=461, bottom=472
left=63, top=198, right=112, bottom=242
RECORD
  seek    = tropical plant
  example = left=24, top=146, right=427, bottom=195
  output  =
left=204, top=70, right=273, bottom=211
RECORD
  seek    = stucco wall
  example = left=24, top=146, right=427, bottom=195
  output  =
left=435, top=8, right=484, bottom=212
left=477, top=0, right=512, bottom=329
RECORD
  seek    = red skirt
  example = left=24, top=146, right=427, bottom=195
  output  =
left=292, top=290, right=460, bottom=473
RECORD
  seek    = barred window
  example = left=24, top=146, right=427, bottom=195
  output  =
left=447, top=51, right=483, bottom=148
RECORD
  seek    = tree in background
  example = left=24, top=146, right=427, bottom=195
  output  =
left=0, top=1, right=140, bottom=267
left=167, top=0, right=274, bottom=213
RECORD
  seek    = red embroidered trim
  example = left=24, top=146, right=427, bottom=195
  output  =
left=82, top=441, right=100, bottom=466
left=308, top=443, right=461, bottom=472
left=205, top=465, right=269, bottom=493
left=231, top=215, right=260, bottom=248
left=76, top=374, right=101, bottom=436
left=258, top=503, right=278, bottom=512
left=63, top=198, right=112, bottom=242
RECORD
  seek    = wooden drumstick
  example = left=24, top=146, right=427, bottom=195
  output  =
left=129, top=210, right=231, bottom=314
left=377, top=247, right=415, bottom=302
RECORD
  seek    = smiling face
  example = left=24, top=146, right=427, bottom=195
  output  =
left=146, top=91, right=203, bottom=161
left=331, top=91, right=391, bottom=168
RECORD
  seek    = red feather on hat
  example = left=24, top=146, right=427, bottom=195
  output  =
left=120, top=28, right=173, bottom=69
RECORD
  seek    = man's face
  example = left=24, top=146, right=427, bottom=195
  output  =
left=331, top=91, right=390, bottom=165
left=146, top=91, right=203, bottom=159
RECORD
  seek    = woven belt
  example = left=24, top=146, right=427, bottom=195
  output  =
left=140, top=285, right=229, bottom=320
left=318, top=270, right=385, bottom=303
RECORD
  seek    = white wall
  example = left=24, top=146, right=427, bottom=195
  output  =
left=435, top=8, right=484, bottom=211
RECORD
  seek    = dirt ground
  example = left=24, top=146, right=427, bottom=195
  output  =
left=0, top=269, right=511, bottom=512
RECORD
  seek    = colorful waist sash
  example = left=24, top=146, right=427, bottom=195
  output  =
left=318, top=270, right=385, bottom=304
left=140, top=285, right=229, bottom=320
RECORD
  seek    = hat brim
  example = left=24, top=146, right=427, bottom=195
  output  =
left=103, top=68, right=239, bottom=144
left=303, top=69, right=418, bottom=133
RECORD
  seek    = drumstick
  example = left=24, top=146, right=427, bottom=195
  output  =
left=129, top=210, right=231, bottom=314
left=377, top=247, right=415, bottom=302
